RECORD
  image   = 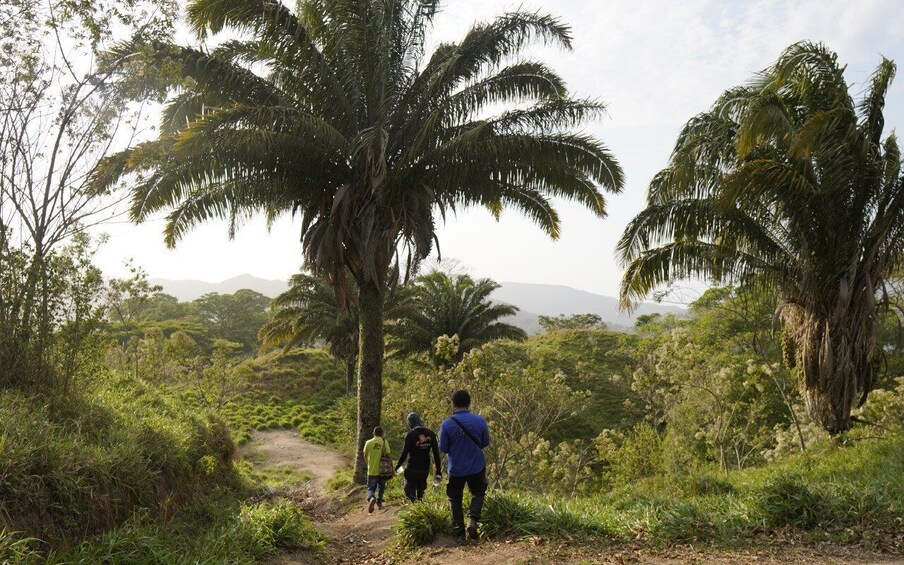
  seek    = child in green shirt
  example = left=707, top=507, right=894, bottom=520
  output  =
left=363, top=427, right=390, bottom=512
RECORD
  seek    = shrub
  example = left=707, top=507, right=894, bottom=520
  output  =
left=396, top=499, right=451, bottom=547
left=756, top=473, right=834, bottom=529
left=608, top=423, right=663, bottom=484
left=237, top=500, right=325, bottom=554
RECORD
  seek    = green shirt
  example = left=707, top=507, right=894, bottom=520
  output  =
left=363, top=436, right=390, bottom=477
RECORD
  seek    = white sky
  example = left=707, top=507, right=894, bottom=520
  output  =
left=92, top=0, right=904, bottom=297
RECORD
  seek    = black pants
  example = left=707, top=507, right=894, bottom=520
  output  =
left=403, top=468, right=429, bottom=502
left=446, top=468, right=488, bottom=532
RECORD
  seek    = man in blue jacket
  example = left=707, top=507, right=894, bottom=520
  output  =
left=439, top=389, right=490, bottom=541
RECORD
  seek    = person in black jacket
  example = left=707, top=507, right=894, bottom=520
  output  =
left=395, top=412, right=442, bottom=502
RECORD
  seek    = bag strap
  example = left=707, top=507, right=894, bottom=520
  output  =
left=450, top=416, right=483, bottom=449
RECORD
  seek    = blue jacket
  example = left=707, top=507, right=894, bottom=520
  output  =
left=439, top=409, right=490, bottom=477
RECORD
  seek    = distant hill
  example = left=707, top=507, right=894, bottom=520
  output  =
left=492, top=282, right=685, bottom=333
left=150, top=275, right=685, bottom=333
left=149, top=274, right=289, bottom=301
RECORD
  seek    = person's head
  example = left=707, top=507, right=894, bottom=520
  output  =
left=406, top=412, right=421, bottom=429
left=451, top=389, right=471, bottom=409
left=373, top=426, right=384, bottom=437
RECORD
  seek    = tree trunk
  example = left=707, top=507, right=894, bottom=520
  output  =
left=345, top=358, right=355, bottom=396
left=353, top=279, right=384, bottom=484
left=792, top=309, right=874, bottom=435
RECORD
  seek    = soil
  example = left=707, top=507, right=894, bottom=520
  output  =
left=242, top=430, right=904, bottom=565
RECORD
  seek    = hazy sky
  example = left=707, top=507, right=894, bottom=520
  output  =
left=92, top=0, right=904, bottom=298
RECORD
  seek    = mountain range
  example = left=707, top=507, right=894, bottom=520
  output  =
left=149, top=275, right=685, bottom=334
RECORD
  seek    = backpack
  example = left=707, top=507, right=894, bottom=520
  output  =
left=378, top=440, right=394, bottom=480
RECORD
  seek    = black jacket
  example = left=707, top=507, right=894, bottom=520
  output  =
left=396, top=426, right=442, bottom=475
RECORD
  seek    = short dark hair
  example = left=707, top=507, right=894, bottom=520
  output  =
left=451, top=389, right=471, bottom=408
left=373, top=426, right=384, bottom=436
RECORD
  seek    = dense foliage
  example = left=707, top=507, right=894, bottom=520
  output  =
left=620, top=42, right=904, bottom=434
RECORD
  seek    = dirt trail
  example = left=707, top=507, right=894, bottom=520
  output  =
left=243, top=430, right=904, bottom=565
left=241, top=430, right=346, bottom=492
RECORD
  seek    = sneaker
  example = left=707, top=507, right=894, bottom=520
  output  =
left=452, top=525, right=466, bottom=541
left=368, top=497, right=376, bottom=514
left=377, top=500, right=383, bottom=510
left=467, top=518, right=479, bottom=540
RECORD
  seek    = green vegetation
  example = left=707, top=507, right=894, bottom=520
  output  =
left=0, top=367, right=330, bottom=563
left=200, top=347, right=347, bottom=445
left=619, top=41, right=904, bottom=435
left=2, top=0, right=903, bottom=560
left=398, top=436, right=904, bottom=549
left=387, top=271, right=527, bottom=366
left=0, top=372, right=234, bottom=544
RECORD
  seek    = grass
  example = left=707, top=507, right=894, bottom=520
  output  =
left=40, top=498, right=326, bottom=564
left=183, top=347, right=349, bottom=446
left=396, top=436, right=904, bottom=550
left=0, top=371, right=236, bottom=545
left=0, top=363, right=333, bottom=563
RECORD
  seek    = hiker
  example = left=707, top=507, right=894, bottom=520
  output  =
left=363, top=426, right=391, bottom=513
left=439, top=390, right=490, bottom=541
left=395, top=412, right=442, bottom=502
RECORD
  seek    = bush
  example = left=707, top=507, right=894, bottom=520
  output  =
left=396, top=499, right=451, bottom=547
left=608, top=423, right=663, bottom=484
left=756, top=473, right=834, bottom=529
left=237, top=500, right=325, bottom=554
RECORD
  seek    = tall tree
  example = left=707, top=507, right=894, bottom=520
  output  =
left=388, top=271, right=526, bottom=365
left=90, top=0, right=624, bottom=481
left=618, top=42, right=904, bottom=434
left=0, top=0, right=176, bottom=389
left=192, top=290, right=270, bottom=354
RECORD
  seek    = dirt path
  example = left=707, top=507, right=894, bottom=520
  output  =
left=243, top=430, right=903, bottom=565
left=241, top=430, right=347, bottom=492
left=241, top=430, right=402, bottom=564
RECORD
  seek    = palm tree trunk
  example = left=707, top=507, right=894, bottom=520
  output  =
left=795, top=310, right=873, bottom=435
left=353, top=278, right=384, bottom=484
left=345, top=358, right=355, bottom=396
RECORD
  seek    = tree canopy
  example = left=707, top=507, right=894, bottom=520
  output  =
left=619, top=42, right=904, bottom=433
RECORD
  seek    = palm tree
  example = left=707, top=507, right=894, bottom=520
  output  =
left=388, top=271, right=526, bottom=365
left=618, top=42, right=904, bottom=434
left=91, top=0, right=624, bottom=481
left=259, top=273, right=359, bottom=395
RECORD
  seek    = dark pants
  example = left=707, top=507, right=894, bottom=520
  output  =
left=446, top=468, right=488, bottom=533
left=404, top=468, right=429, bottom=502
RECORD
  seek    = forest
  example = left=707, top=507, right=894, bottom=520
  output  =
left=1, top=0, right=903, bottom=563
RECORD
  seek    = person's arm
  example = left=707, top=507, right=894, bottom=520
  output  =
left=481, top=419, right=491, bottom=448
left=396, top=432, right=411, bottom=469
left=438, top=421, right=449, bottom=454
left=431, top=431, right=442, bottom=476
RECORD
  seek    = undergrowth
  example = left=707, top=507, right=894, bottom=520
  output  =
left=396, top=436, right=904, bottom=550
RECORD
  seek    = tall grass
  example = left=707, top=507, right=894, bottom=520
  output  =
left=41, top=499, right=325, bottom=564
left=0, top=371, right=237, bottom=544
